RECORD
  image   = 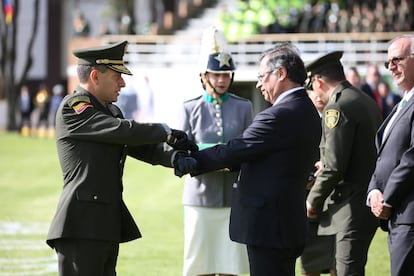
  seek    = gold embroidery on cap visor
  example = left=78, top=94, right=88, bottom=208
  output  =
left=305, top=71, right=313, bottom=90
left=108, top=64, right=132, bottom=75
left=325, top=109, right=340, bottom=128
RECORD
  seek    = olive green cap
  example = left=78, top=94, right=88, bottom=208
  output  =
left=305, top=51, right=343, bottom=89
left=73, top=40, right=132, bottom=75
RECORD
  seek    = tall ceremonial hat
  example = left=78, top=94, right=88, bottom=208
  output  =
left=73, top=40, right=132, bottom=75
left=199, top=26, right=235, bottom=73
left=305, top=51, right=343, bottom=89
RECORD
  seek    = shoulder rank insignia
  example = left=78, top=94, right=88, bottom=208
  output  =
left=67, top=95, right=92, bottom=114
left=325, top=109, right=340, bottom=129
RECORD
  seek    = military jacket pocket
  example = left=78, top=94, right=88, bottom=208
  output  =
left=330, top=185, right=352, bottom=203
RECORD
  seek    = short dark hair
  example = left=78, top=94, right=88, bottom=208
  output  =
left=260, top=42, right=307, bottom=85
left=318, top=65, right=345, bottom=82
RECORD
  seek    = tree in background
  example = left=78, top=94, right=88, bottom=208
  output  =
left=0, top=0, right=40, bottom=131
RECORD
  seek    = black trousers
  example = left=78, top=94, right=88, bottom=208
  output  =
left=247, top=244, right=303, bottom=276
left=54, top=238, right=119, bottom=276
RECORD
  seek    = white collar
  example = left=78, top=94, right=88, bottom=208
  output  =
left=273, top=87, right=303, bottom=106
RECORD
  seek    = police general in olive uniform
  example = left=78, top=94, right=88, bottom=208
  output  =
left=46, top=41, right=197, bottom=276
left=305, top=51, right=382, bottom=276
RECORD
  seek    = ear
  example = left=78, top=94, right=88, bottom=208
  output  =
left=313, top=75, right=323, bottom=89
left=278, top=66, right=287, bottom=81
left=90, top=69, right=99, bottom=85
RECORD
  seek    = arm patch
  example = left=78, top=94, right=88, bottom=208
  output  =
left=67, top=95, right=91, bottom=108
left=73, top=102, right=92, bottom=114
left=324, top=109, right=340, bottom=129
left=67, top=95, right=93, bottom=114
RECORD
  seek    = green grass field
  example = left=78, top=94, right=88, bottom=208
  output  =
left=0, top=131, right=390, bottom=275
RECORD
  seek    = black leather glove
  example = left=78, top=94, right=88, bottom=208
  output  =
left=173, top=151, right=199, bottom=177
left=167, top=129, right=199, bottom=152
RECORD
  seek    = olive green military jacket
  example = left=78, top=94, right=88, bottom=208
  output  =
left=307, top=81, right=382, bottom=235
left=46, top=86, right=174, bottom=248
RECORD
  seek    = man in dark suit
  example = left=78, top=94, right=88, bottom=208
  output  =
left=367, top=34, right=414, bottom=276
left=360, top=64, right=387, bottom=119
left=174, top=42, right=322, bottom=276
left=46, top=41, right=197, bottom=276
left=305, top=51, right=382, bottom=276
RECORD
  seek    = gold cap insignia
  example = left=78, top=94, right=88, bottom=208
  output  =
left=325, top=109, right=340, bottom=129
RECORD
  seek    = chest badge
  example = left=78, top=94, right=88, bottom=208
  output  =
left=325, top=109, right=340, bottom=129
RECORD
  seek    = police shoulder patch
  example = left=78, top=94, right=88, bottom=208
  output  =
left=324, top=109, right=340, bottom=129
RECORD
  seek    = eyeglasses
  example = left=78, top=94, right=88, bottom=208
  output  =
left=257, top=70, right=275, bottom=82
left=384, top=54, right=414, bottom=69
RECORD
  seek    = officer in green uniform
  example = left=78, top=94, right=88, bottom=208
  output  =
left=46, top=41, right=197, bottom=276
left=305, top=51, right=382, bottom=276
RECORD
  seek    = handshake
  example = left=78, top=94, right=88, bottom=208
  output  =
left=166, top=129, right=199, bottom=152
left=166, top=129, right=199, bottom=177
left=173, top=151, right=199, bottom=177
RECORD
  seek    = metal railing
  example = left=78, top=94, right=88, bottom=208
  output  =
left=102, top=32, right=412, bottom=71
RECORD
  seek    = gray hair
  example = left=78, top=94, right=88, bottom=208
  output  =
left=389, top=34, right=414, bottom=53
left=259, top=42, right=307, bottom=85
left=77, top=65, right=108, bottom=83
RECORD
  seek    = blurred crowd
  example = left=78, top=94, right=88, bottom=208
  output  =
left=217, top=0, right=413, bottom=40
left=17, top=83, right=65, bottom=138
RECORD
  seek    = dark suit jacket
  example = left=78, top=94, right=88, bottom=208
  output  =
left=361, top=82, right=388, bottom=119
left=46, top=86, right=174, bottom=248
left=368, top=94, right=414, bottom=226
left=191, top=89, right=322, bottom=249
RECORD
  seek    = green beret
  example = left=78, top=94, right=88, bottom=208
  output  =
left=73, top=40, right=132, bottom=75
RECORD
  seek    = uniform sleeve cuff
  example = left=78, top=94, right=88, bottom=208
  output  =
left=162, top=123, right=171, bottom=135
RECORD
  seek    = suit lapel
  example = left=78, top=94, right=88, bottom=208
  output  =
left=379, top=97, right=414, bottom=151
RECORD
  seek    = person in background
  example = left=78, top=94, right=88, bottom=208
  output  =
left=300, top=89, right=336, bottom=276
left=46, top=40, right=197, bottom=276
left=174, top=42, right=322, bottom=276
left=305, top=51, right=382, bottom=276
left=47, top=84, right=65, bottom=137
left=345, top=66, right=362, bottom=89
left=377, top=80, right=401, bottom=117
left=73, top=10, right=90, bottom=37
left=360, top=63, right=386, bottom=118
left=18, top=85, right=33, bottom=137
left=178, top=26, right=252, bottom=276
left=33, top=83, right=50, bottom=138
left=367, top=34, right=414, bottom=276
left=116, top=76, right=139, bottom=120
